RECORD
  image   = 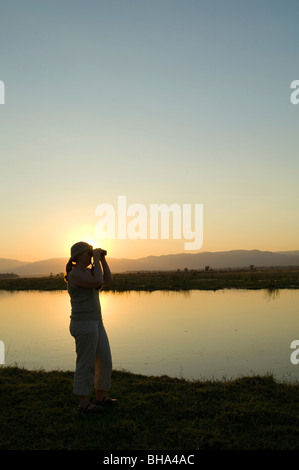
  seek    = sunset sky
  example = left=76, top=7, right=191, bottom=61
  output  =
left=1, top=0, right=299, bottom=262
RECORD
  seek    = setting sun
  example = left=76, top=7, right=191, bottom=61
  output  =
left=64, top=225, right=114, bottom=260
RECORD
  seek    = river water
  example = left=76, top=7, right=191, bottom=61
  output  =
left=0, top=288, right=298, bottom=382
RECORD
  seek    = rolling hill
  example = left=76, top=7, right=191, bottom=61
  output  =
left=1, top=249, right=299, bottom=276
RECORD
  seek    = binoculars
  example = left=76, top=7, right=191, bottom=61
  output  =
left=90, top=249, right=107, bottom=257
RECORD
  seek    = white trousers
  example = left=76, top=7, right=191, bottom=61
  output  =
left=69, top=320, right=112, bottom=396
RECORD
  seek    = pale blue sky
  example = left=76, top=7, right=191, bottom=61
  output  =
left=0, top=0, right=299, bottom=261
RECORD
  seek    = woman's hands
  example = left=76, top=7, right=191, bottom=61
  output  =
left=93, top=248, right=107, bottom=262
left=93, top=248, right=112, bottom=284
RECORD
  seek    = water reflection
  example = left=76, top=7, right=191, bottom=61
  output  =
left=263, top=288, right=280, bottom=301
left=0, top=289, right=298, bottom=382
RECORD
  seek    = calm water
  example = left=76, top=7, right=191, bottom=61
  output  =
left=0, top=289, right=298, bottom=382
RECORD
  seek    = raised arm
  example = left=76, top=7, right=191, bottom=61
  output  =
left=69, top=266, right=103, bottom=289
left=100, top=254, right=113, bottom=285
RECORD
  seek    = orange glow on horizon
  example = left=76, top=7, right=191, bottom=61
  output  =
left=64, top=226, right=114, bottom=259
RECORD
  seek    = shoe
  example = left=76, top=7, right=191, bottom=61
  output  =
left=95, top=396, right=118, bottom=406
left=78, top=402, right=104, bottom=414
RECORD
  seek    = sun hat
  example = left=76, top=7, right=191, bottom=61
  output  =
left=69, top=241, right=93, bottom=262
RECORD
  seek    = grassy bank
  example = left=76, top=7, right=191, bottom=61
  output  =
left=1, top=267, right=299, bottom=291
left=0, top=366, right=298, bottom=450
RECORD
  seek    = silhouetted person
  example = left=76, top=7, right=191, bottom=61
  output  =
left=65, top=241, right=117, bottom=413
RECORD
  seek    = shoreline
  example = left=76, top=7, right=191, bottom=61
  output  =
left=0, top=268, right=299, bottom=292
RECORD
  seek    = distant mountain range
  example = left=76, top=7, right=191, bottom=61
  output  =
left=1, top=250, right=299, bottom=276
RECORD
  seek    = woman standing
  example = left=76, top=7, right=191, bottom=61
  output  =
left=65, top=241, right=117, bottom=413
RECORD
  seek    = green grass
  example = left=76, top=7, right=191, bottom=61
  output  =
left=0, top=366, right=298, bottom=450
left=0, top=267, right=299, bottom=292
